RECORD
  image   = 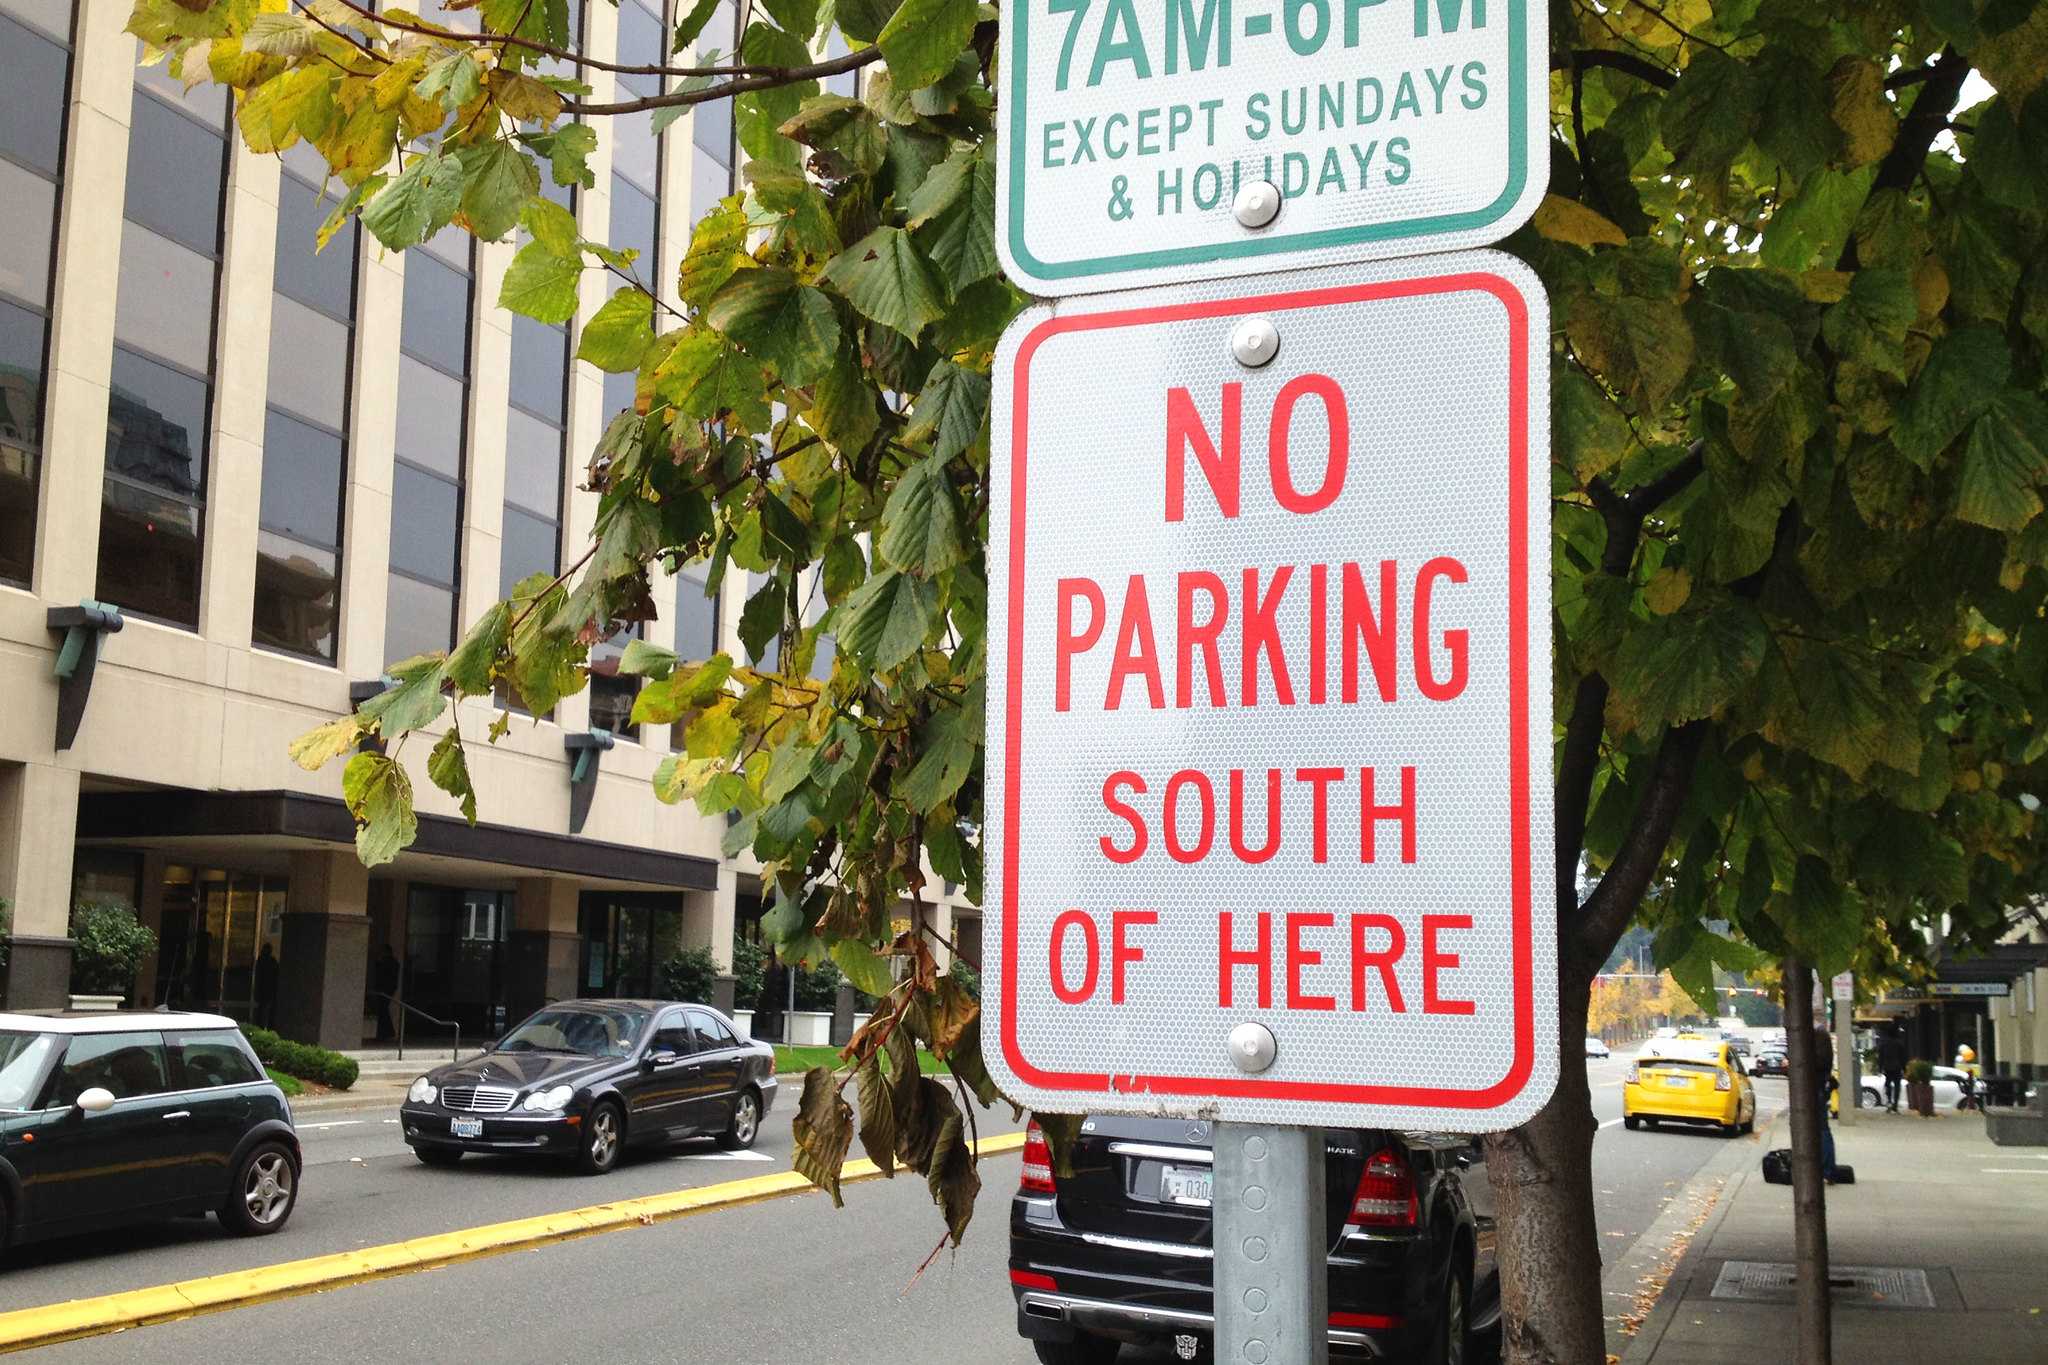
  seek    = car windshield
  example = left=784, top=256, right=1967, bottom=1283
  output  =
left=494, top=1008, right=649, bottom=1058
left=0, top=1032, right=57, bottom=1109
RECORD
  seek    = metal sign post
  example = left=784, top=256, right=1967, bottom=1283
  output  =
left=1214, top=1123, right=1329, bottom=1365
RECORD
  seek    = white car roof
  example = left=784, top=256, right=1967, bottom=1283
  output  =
left=0, top=1010, right=239, bottom=1034
left=1641, top=1040, right=1725, bottom=1062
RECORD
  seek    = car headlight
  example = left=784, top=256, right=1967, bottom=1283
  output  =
left=408, top=1077, right=437, bottom=1105
left=522, top=1084, right=575, bottom=1113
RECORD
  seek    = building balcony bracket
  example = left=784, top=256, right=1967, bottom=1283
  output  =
left=47, top=601, right=125, bottom=750
left=564, top=729, right=615, bottom=835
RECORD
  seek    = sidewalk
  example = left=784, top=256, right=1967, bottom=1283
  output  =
left=1623, top=1107, right=2048, bottom=1364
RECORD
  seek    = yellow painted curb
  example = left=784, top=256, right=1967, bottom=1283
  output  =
left=0, top=1131, right=1025, bottom=1353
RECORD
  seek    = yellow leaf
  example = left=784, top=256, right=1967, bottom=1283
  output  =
left=1799, top=270, right=1854, bottom=303
left=1645, top=567, right=1693, bottom=616
left=1534, top=194, right=1628, bottom=248
left=1913, top=257, right=1949, bottom=322
left=289, top=715, right=366, bottom=770
left=1828, top=56, right=1895, bottom=171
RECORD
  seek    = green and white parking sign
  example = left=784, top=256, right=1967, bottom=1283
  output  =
left=996, top=0, right=1548, bottom=295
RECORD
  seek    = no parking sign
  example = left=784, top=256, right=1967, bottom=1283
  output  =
left=983, top=252, right=1556, bottom=1130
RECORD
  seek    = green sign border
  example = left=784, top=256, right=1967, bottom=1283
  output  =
left=1004, top=0, right=1534, bottom=281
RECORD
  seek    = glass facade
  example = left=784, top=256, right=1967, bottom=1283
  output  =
left=154, top=864, right=288, bottom=1016
left=669, top=562, right=718, bottom=749
left=605, top=0, right=665, bottom=423
left=386, top=227, right=473, bottom=665
left=402, top=884, right=514, bottom=1041
left=577, top=892, right=685, bottom=999
left=0, top=0, right=72, bottom=586
left=99, top=59, right=230, bottom=628
left=255, top=145, right=359, bottom=660
left=690, top=2, right=741, bottom=218
left=587, top=624, right=639, bottom=737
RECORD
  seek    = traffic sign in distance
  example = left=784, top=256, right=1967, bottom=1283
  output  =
left=985, top=253, right=1556, bottom=1129
left=996, top=0, right=1548, bottom=296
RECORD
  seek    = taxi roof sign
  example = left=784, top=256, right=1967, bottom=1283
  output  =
left=996, top=0, right=1549, bottom=295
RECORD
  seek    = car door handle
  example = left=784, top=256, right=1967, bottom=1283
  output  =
left=161, top=1111, right=192, bottom=1121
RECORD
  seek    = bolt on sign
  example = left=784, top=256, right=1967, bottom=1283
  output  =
left=984, top=253, right=1557, bottom=1129
left=996, top=0, right=1548, bottom=295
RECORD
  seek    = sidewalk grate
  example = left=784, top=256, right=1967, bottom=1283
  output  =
left=1710, top=1261, right=1936, bottom=1308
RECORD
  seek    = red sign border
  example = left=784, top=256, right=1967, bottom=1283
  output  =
left=998, top=272, right=1537, bottom=1110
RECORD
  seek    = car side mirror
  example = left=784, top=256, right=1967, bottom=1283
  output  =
left=646, top=1048, right=679, bottom=1069
left=76, top=1087, right=116, bottom=1114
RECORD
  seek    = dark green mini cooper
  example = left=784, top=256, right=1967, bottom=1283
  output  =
left=0, top=1011, right=301, bottom=1247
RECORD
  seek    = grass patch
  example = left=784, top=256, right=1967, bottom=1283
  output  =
left=267, top=1068, right=304, bottom=1096
left=772, top=1044, right=950, bottom=1075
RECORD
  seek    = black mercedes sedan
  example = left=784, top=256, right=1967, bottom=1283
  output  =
left=399, top=1000, right=777, bottom=1174
left=1010, top=1116, right=1499, bottom=1364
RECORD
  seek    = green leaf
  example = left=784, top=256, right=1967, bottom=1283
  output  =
left=904, top=144, right=975, bottom=227
left=426, top=726, right=477, bottom=823
left=521, top=197, right=582, bottom=258
left=528, top=121, right=597, bottom=191
left=1958, top=391, right=2048, bottom=532
left=821, top=533, right=868, bottom=604
left=836, top=0, right=902, bottom=43
left=831, top=938, right=897, bottom=997
left=359, top=655, right=450, bottom=735
left=1893, top=326, right=2013, bottom=469
left=618, top=637, right=681, bottom=679
left=838, top=568, right=940, bottom=670
left=633, top=655, right=735, bottom=724
left=341, top=752, right=418, bottom=866
left=679, top=203, right=753, bottom=308
left=761, top=0, right=822, bottom=46
left=577, top=287, right=655, bottom=372
left=414, top=48, right=484, bottom=111
left=456, top=139, right=541, bottom=242
left=673, top=0, right=725, bottom=47
left=361, top=148, right=462, bottom=251
left=445, top=601, right=513, bottom=694
left=1760, top=166, right=1875, bottom=270
left=659, top=331, right=773, bottom=430
left=1567, top=294, right=1696, bottom=413
left=876, top=0, right=976, bottom=90
left=244, top=11, right=320, bottom=56
left=899, top=684, right=979, bottom=811
left=1660, top=48, right=1759, bottom=178
left=1821, top=268, right=1915, bottom=379
left=819, top=226, right=946, bottom=340
left=498, top=239, right=583, bottom=323
left=915, top=152, right=999, bottom=295
left=904, top=359, right=989, bottom=463
left=810, top=341, right=882, bottom=455
left=1607, top=598, right=1768, bottom=733
left=879, top=452, right=967, bottom=575
left=739, top=575, right=786, bottom=664
left=704, top=268, right=841, bottom=385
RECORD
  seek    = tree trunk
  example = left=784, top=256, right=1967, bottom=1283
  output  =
left=1487, top=957, right=1608, bottom=1365
left=1782, top=959, right=1831, bottom=1365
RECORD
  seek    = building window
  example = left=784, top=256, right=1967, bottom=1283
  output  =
left=499, top=315, right=567, bottom=711
left=0, top=0, right=73, bottom=587
left=387, top=227, right=473, bottom=665
left=605, top=0, right=665, bottom=423
left=99, top=61, right=229, bottom=629
left=689, top=1, right=740, bottom=219
left=255, top=145, right=359, bottom=661
left=587, top=624, right=639, bottom=737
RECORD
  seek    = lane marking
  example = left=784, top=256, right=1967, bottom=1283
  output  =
left=1981, top=1168, right=2048, bottom=1175
left=1597, top=1118, right=1625, bottom=1129
left=0, top=1131, right=1027, bottom=1354
left=296, top=1122, right=365, bottom=1131
left=683, top=1150, right=775, bottom=1161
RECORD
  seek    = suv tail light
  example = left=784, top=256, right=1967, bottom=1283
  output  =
left=1021, top=1121, right=1056, bottom=1193
left=1345, top=1148, right=1417, bottom=1228
left=1716, top=1069, right=1732, bottom=1092
left=1624, top=1062, right=1639, bottom=1085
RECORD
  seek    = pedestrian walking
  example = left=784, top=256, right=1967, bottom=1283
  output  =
left=252, top=943, right=279, bottom=1029
left=373, top=944, right=401, bottom=1040
left=1877, top=1023, right=1908, bottom=1112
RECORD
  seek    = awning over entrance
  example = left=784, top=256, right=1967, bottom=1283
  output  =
left=77, top=789, right=718, bottom=890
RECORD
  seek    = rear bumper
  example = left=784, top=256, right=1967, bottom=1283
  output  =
left=1015, top=1289, right=1385, bottom=1359
left=1622, top=1087, right=1738, bottom=1124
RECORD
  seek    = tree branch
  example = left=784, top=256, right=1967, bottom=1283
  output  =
left=1553, top=49, right=1680, bottom=91
left=562, top=45, right=884, bottom=115
left=1573, top=720, right=1712, bottom=957
left=1839, top=47, right=1973, bottom=271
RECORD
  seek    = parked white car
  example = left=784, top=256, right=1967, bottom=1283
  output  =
left=1859, top=1065, right=1975, bottom=1110
left=1585, top=1036, right=1611, bottom=1059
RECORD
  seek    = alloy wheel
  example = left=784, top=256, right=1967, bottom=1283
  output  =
left=589, top=1108, right=619, bottom=1167
left=733, top=1094, right=759, bottom=1145
left=244, top=1151, right=294, bottom=1226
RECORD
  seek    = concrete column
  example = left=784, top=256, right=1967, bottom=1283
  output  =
left=0, top=763, right=81, bottom=1008
left=338, top=211, right=404, bottom=679
left=681, top=869, right=736, bottom=970
left=507, top=876, right=582, bottom=1021
left=926, top=898, right=955, bottom=970
left=276, top=849, right=371, bottom=1049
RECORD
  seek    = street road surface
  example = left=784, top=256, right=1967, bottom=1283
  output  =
left=11, top=1043, right=1780, bottom=1362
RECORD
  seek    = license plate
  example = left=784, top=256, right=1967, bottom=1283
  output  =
left=1160, top=1166, right=1212, bottom=1207
left=450, top=1116, right=483, bottom=1138
left=1663, top=1076, right=1690, bottom=1088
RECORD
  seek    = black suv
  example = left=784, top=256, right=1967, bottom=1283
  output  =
left=0, top=1011, right=301, bottom=1247
left=1010, top=1116, right=1499, bottom=1363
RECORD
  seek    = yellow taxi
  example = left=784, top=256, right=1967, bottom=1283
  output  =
left=1623, top=1037, right=1757, bottom=1135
